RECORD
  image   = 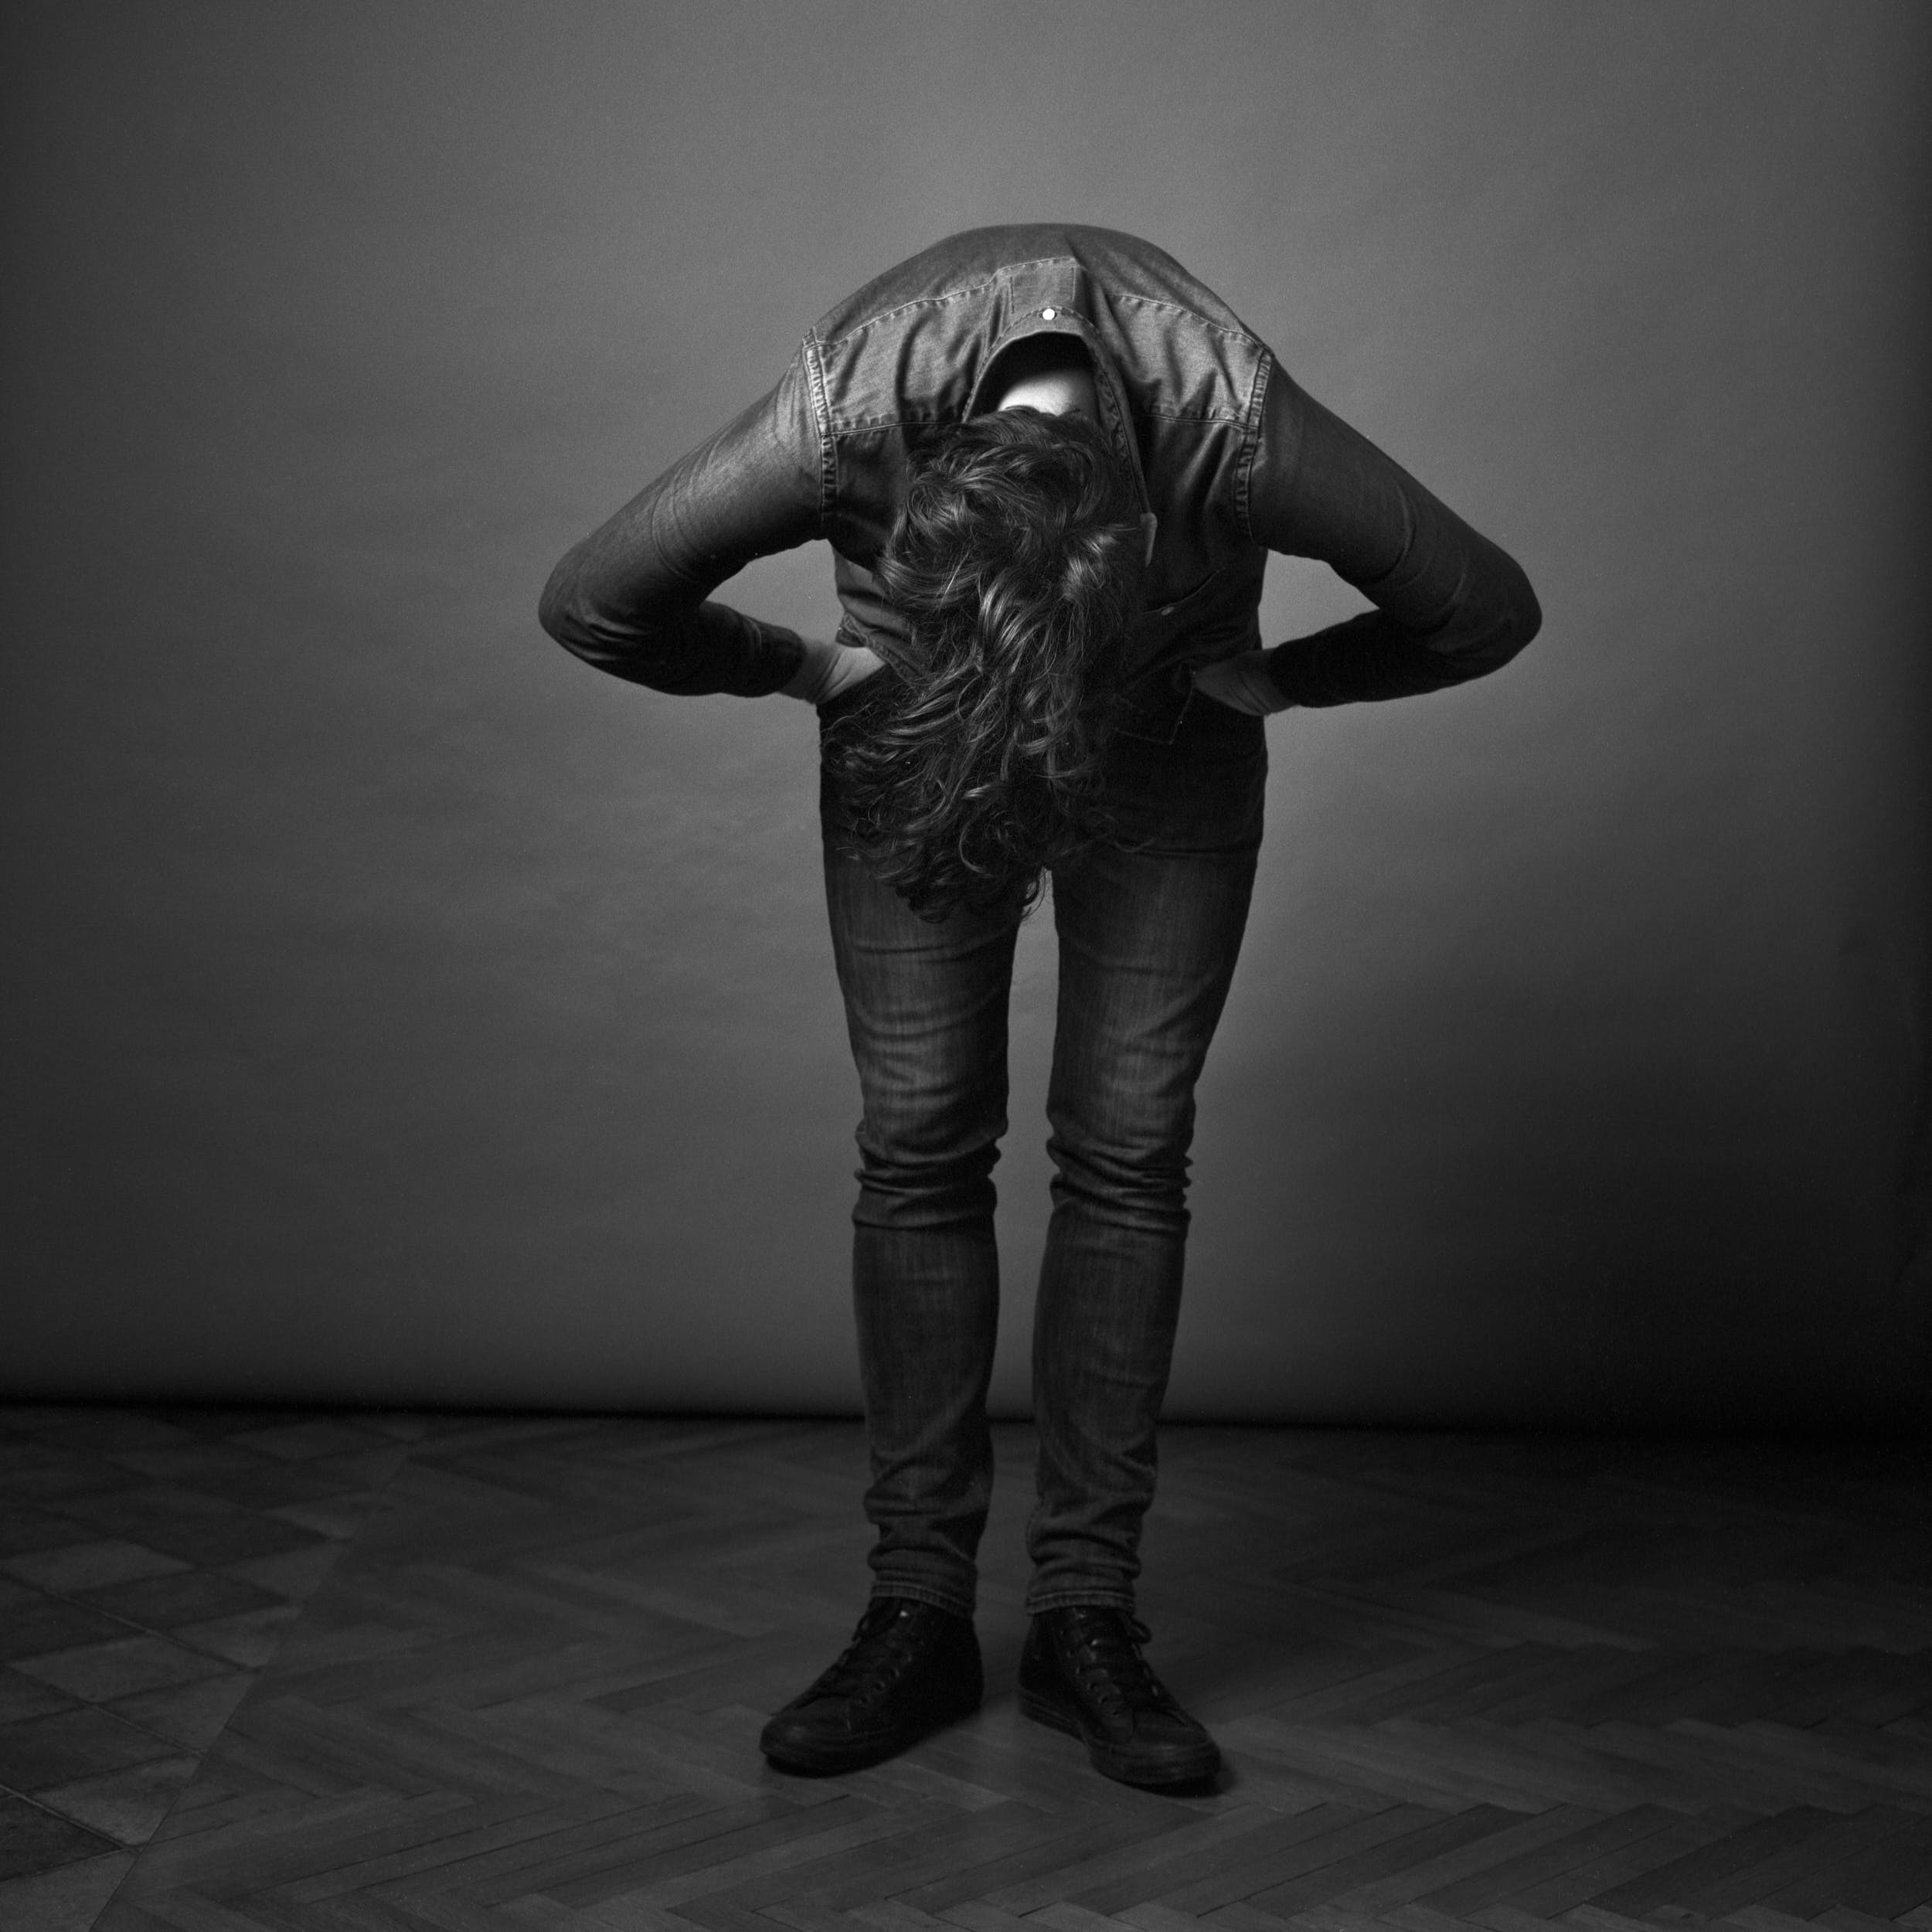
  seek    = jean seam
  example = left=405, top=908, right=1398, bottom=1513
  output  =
left=1026, top=1588, right=1138, bottom=1614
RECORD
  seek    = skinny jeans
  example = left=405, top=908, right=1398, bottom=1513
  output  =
left=818, top=681, right=1265, bottom=1619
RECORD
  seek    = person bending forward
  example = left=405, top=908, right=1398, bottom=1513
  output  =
left=539, top=225, right=1539, bottom=1788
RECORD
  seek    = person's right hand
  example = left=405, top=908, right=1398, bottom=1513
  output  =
left=781, top=638, right=886, bottom=706
left=1191, top=650, right=1292, bottom=716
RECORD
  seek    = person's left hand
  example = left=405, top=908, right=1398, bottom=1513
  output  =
left=1191, top=650, right=1292, bottom=716
left=781, top=638, right=886, bottom=706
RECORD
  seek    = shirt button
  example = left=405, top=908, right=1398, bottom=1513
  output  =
left=1041, top=308, right=1056, bottom=321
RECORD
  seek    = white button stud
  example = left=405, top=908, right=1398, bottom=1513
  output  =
left=1041, top=308, right=1056, bottom=321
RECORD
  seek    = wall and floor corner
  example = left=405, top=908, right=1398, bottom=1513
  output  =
left=2, top=2, right=1927, bottom=1427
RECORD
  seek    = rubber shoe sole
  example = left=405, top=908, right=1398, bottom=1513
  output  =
left=1019, top=1679, right=1221, bottom=1787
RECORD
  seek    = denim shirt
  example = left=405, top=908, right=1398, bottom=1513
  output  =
left=539, top=226, right=1539, bottom=718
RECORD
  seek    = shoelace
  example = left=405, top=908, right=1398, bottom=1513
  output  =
left=1060, top=1609, right=1171, bottom=1716
left=810, top=1601, right=931, bottom=1705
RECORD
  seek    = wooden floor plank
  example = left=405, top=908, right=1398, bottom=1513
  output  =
left=1750, top=1804, right=1928, bottom=1913
left=276, top=1791, right=717, bottom=1904
left=1583, top=1804, right=1861, bottom=1914
left=1831, top=1818, right=1932, bottom=1915
left=1244, top=1802, right=1553, bottom=1914
left=895, top=1815, right=1171, bottom=1913
left=1335, top=1803, right=1672, bottom=1915
left=968, top=1803, right=1274, bottom=1913
left=1062, top=1806, right=1332, bottom=1916
left=1159, top=1804, right=1445, bottom=1913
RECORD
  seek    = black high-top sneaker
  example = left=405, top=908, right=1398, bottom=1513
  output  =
left=1019, top=1605, right=1220, bottom=1787
left=760, top=1597, right=983, bottom=1774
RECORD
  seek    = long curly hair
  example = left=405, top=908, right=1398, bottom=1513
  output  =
left=824, top=408, right=1145, bottom=922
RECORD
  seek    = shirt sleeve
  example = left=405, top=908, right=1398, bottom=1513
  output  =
left=1243, top=359, right=1541, bottom=706
left=538, top=345, right=825, bottom=697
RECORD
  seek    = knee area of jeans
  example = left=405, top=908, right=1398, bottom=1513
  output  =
left=857, top=1131, right=1002, bottom=1172
left=858, top=1098, right=1008, bottom=1159
left=852, top=1163, right=999, bottom=1222
left=855, top=1130, right=1004, bottom=1196
left=1046, top=1138, right=1193, bottom=1208
left=1045, top=1107, right=1194, bottom=1169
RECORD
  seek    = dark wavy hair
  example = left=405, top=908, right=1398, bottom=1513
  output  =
left=824, top=408, right=1145, bottom=921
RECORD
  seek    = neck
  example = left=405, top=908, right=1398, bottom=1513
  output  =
left=985, top=335, right=1099, bottom=419
left=992, top=365, right=1098, bottom=417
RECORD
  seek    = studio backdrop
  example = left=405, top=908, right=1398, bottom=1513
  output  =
left=3, top=1, right=1927, bottom=1426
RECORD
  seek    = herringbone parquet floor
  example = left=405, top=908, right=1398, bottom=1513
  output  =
left=2, top=1410, right=1927, bottom=1931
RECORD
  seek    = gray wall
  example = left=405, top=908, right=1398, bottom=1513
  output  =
left=3, top=1, right=1927, bottom=1426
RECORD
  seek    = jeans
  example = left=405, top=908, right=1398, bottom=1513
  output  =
left=819, top=677, right=1267, bottom=1618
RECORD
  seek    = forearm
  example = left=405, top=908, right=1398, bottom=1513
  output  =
left=1263, top=563, right=1537, bottom=709
left=539, top=564, right=808, bottom=698
left=538, top=355, right=824, bottom=699
left=1247, top=364, right=1541, bottom=707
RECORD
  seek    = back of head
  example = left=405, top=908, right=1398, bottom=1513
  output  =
left=827, top=408, right=1145, bottom=920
